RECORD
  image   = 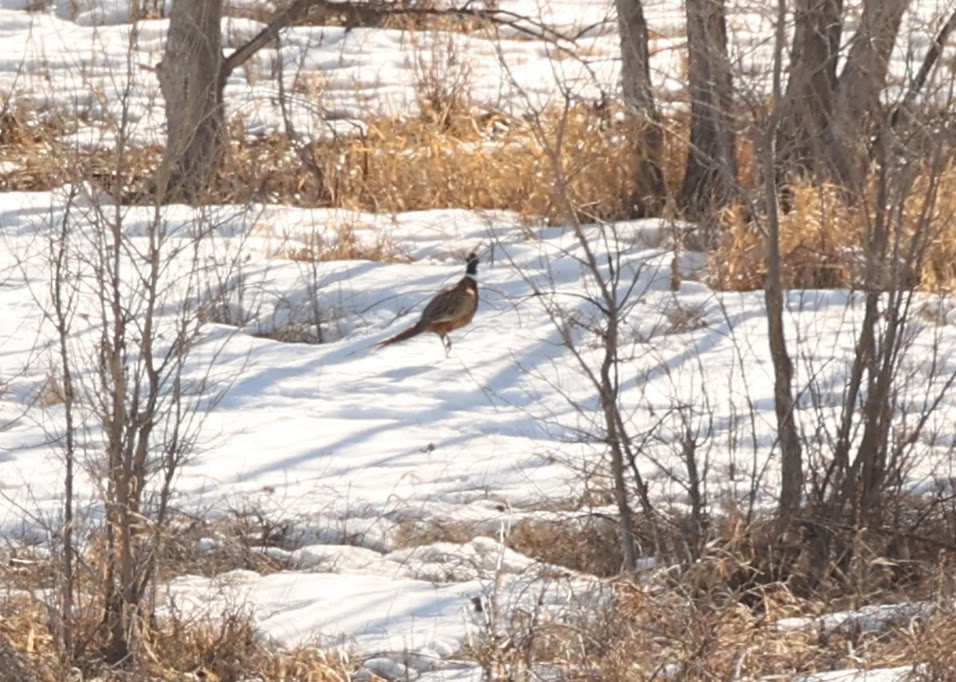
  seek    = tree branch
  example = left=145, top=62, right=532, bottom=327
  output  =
left=222, top=0, right=578, bottom=80
left=223, top=0, right=314, bottom=79
left=890, top=7, right=956, bottom=127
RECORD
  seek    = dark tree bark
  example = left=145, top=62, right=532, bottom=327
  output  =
left=156, top=0, right=226, bottom=202
left=155, top=0, right=322, bottom=202
left=615, top=0, right=655, bottom=114
left=614, top=0, right=665, bottom=214
left=767, top=0, right=802, bottom=526
left=680, top=0, right=737, bottom=216
left=776, top=0, right=843, bottom=181
left=779, top=0, right=911, bottom=192
left=823, top=0, right=908, bottom=189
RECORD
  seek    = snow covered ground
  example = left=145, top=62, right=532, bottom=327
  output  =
left=0, top=0, right=954, bottom=680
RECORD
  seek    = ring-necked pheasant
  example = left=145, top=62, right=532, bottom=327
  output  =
left=377, top=253, right=479, bottom=353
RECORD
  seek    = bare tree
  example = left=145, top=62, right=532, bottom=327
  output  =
left=765, top=0, right=803, bottom=526
left=35, top=68, right=243, bottom=659
left=751, top=0, right=956, bottom=577
left=156, top=0, right=334, bottom=201
left=493, top=67, right=676, bottom=567
left=800, top=117, right=956, bottom=582
left=155, top=0, right=225, bottom=201
left=680, top=0, right=737, bottom=216
left=777, top=0, right=912, bottom=191
left=156, top=0, right=571, bottom=202
left=823, top=0, right=908, bottom=190
left=776, top=0, right=842, bottom=182
left=614, top=0, right=665, bottom=213
left=45, top=189, right=80, bottom=672
left=891, top=7, right=956, bottom=126
left=43, top=193, right=238, bottom=663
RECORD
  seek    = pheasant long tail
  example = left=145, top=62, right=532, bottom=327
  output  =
left=376, top=321, right=426, bottom=348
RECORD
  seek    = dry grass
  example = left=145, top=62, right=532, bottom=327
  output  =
left=390, top=502, right=956, bottom=679
left=393, top=512, right=624, bottom=577
left=155, top=508, right=306, bottom=580
left=460, top=522, right=956, bottom=681
left=228, top=0, right=507, bottom=34
left=711, top=162, right=956, bottom=292
left=504, top=516, right=624, bottom=577
left=5, top=68, right=956, bottom=294
left=24, top=91, right=956, bottom=296
left=0, top=509, right=350, bottom=681
left=3, top=510, right=300, bottom=594
left=33, top=373, right=68, bottom=408
left=303, top=105, right=669, bottom=223
left=712, top=183, right=865, bottom=290
left=22, top=96, right=956, bottom=296
left=461, top=580, right=942, bottom=681
left=0, top=102, right=163, bottom=193
left=570, top=578, right=926, bottom=680
left=4, top=501, right=956, bottom=679
left=1, top=98, right=671, bottom=223
left=146, top=609, right=350, bottom=682
left=261, top=222, right=401, bottom=264
left=0, top=589, right=350, bottom=681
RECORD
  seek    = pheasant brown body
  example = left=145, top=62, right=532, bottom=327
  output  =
left=377, top=253, right=479, bottom=353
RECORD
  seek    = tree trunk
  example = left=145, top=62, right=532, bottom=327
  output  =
left=680, top=0, right=737, bottom=216
left=767, top=0, right=803, bottom=527
left=156, top=0, right=226, bottom=202
left=614, top=0, right=665, bottom=214
left=823, top=0, right=908, bottom=190
left=891, top=8, right=956, bottom=127
left=776, top=0, right=842, bottom=182
left=764, top=151, right=803, bottom=526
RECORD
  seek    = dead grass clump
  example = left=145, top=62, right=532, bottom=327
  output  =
left=906, top=163, right=956, bottom=292
left=12, top=87, right=956, bottom=296
left=710, top=162, right=956, bottom=292
left=264, top=223, right=400, bottom=263
left=1, top=543, right=62, bottom=593
left=155, top=508, right=302, bottom=580
left=146, top=608, right=350, bottom=682
left=0, top=100, right=163, bottom=195
left=903, top=599, right=956, bottom=679
left=604, top=583, right=812, bottom=679
left=505, top=516, right=623, bottom=577
left=215, top=125, right=336, bottom=206
left=0, top=514, right=344, bottom=679
left=295, top=0, right=501, bottom=34
left=392, top=513, right=624, bottom=577
left=225, top=105, right=678, bottom=223
left=0, top=594, right=57, bottom=681
left=392, top=517, right=480, bottom=549
left=0, top=590, right=350, bottom=681
left=33, top=373, right=68, bottom=408
left=317, top=105, right=659, bottom=223
left=409, top=30, right=474, bottom=133
left=598, top=577, right=928, bottom=680
left=685, top=509, right=956, bottom=610
left=0, top=632, right=40, bottom=682
left=0, top=106, right=74, bottom=191
left=711, top=183, right=864, bottom=291
left=2, top=93, right=670, bottom=226
left=224, top=0, right=511, bottom=33
left=464, top=556, right=945, bottom=681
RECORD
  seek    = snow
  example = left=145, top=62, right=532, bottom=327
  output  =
left=167, top=569, right=477, bottom=653
left=0, top=0, right=953, bottom=680
left=776, top=602, right=936, bottom=637
left=791, top=667, right=923, bottom=682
